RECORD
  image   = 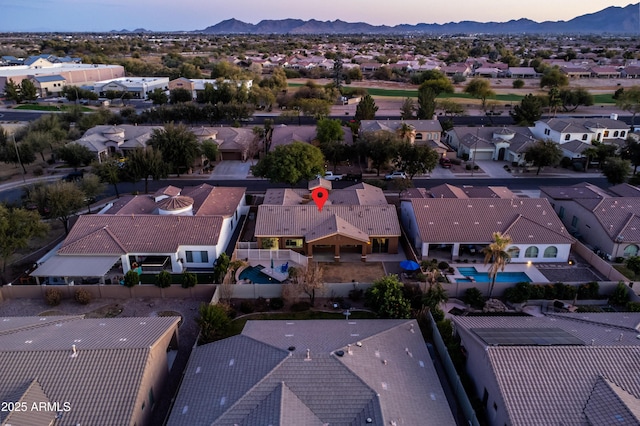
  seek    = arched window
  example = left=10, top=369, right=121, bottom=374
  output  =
left=624, top=244, right=639, bottom=257
left=525, top=246, right=539, bottom=258
left=415, top=133, right=423, bottom=140
left=582, top=134, right=588, bottom=141
left=564, top=134, right=570, bottom=141
left=543, top=246, right=558, bottom=258
left=614, top=131, right=619, bottom=137
left=509, top=246, right=520, bottom=258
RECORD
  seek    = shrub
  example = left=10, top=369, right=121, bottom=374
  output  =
left=562, top=284, right=577, bottom=300
left=181, top=272, right=197, bottom=288
left=529, top=284, right=546, bottom=300
left=544, top=284, right=557, bottom=300
left=239, top=300, right=255, bottom=314
left=512, top=79, right=525, bottom=89
left=627, top=256, right=640, bottom=275
left=123, top=270, right=139, bottom=287
left=559, top=157, right=573, bottom=168
left=577, top=281, right=599, bottom=300
left=431, top=307, right=445, bottom=322
left=348, top=288, right=364, bottom=301
left=465, top=164, right=472, bottom=170
left=290, top=301, right=311, bottom=312
left=438, top=261, right=450, bottom=270
left=463, top=287, right=485, bottom=309
left=450, top=158, right=462, bottom=165
left=609, top=281, right=630, bottom=305
left=155, top=270, right=172, bottom=288
left=504, top=282, right=531, bottom=303
left=626, top=301, right=640, bottom=312
left=45, top=288, right=62, bottom=306
left=269, top=297, right=284, bottom=310
left=254, top=297, right=269, bottom=312
left=74, top=288, right=92, bottom=305
left=33, top=166, right=44, bottom=176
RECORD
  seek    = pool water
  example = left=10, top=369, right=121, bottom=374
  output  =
left=456, top=267, right=531, bottom=283
left=238, top=265, right=282, bottom=284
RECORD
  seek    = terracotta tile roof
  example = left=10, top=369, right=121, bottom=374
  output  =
left=58, top=215, right=223, bottom=255
left=264, top=183, right=387, bottom=207
left=609, top=183, right=640, bottom=197
left=409, top=198, right=573, bottom=245
left=584, top=377, right=640, bottom=425
left=104, top=194, right=159, bottom=215
left=308, top=177, right=332, bottom=191
left=157, top=195, right=194, bottom=212
left=306, top=215, right=370, bottom=243
left=591, top=198, right=640, bottom=240
left=360, top=119, right=442, bottom=133
left=154, top=185, right=182, bottom=197
left=255, top=205, right=400, bottom=238
left=182, top=184, right=246, bottom=217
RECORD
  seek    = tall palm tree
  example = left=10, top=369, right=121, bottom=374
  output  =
left=396, top=123, right=416, bottom=144
left=482, top=232, right=513, bottom=299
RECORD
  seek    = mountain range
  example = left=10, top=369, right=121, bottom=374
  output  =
left=199, top=4, right=640, bottom=35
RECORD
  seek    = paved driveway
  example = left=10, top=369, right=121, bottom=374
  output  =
left=209, top=161, right=253, bottom=179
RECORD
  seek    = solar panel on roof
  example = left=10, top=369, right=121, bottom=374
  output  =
left=472, top=327, right=585, bottom=346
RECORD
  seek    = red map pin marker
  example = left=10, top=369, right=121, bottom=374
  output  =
left=311, top=188, right=329, bottom=211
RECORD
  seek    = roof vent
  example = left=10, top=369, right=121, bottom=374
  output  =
left=335, top=350, right=345, bottom=357
left=288, top=346, right=296, bottom=351
left=305, top=348, right=311, bottom=360
left=356, top=341, right=363, bottom=347
left=71, top=344, right=77, bottom=358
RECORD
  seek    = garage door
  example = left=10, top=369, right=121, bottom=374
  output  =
left=474, top=150, right=493, bottom=160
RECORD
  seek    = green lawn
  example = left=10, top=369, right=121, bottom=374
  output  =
left=13, top=104, right=92, bottom=112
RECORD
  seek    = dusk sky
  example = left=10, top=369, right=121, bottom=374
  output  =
left=1, top=1, right=635, bottom=32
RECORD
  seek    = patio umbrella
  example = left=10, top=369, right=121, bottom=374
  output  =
left=400, top=260, right=420, bottom=271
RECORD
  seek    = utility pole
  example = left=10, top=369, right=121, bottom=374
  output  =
left=11, top=133, right=26, bottom=183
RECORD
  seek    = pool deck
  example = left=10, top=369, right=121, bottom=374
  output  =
left=450, top=263, right=549, bottom=284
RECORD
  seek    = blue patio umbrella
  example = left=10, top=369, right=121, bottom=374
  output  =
left=400, top=260, right=420, bottom=271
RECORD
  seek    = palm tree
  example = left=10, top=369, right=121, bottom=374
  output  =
left=482, top=232, right=513, bottom=299
left=396, top=122, right=416, bottom=144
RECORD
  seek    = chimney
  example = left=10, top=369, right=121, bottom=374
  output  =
left=71, top=344, right=77, bottom=358
left=305, top=348, right=311, bottom=361
left=347, top=344, right=352, bottom=355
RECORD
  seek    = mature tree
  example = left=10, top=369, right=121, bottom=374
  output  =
left=540, top=67, right=569, bottom=89
left=437, top=99, right=465, bottom=117
left=354, top=94, right=378, bottom=121
left=57, top=143, right=94, bottom=169
left=23, top=131, right=54, bottom=163
left=93, top=159, right=122, bottom=198
left=78, top=174, right=106, bottom=213
left=622, top=137, right=640, bottom=175
left=196, top=303, right=231, bottom=344
left=148, top=123, right=200, bottom=176
left=296, top=98, right=331, bottom=119
left=148, top=88, right=169, bottom=105
left=400, top=97, right=415, bottom=119
left=4, top=79, right=22, bottom=103
left=0, top=204, right=48, bottom=275
left=251, top=141, right=324, bottom=185
left=396, top=123, right=415, bottom=143
left=394, top=142, right=439, bottom=180
left=1, top=139, right=36, bottom=174
left=602, top=157, right=631, bottom=185
left=510, top=93, right=543, bottom=125
left=588, top=141, right=618, bottom=167
left=616, top=86, right=640, bottom=127
left=249, top=85, right=276, bottom=110
left=20, top=79, right=38, bottom=102
left=316, top=118, right=344, bottom=145
left=169, top=88, right=193, bottom=104
left=417, top=85, right=437, bottom=120
left=416, top=70, right=454, bottom=94
left=482, top=231, right=513, bottom=298
left=464, top=78, right=495, bottom=112
left=365, top=275, right=411, bottom=319
left=288, top=262, right=324, bottom=306
left=213, top=253, right=230, bottom=284
left=201, top=140, right=219, bottom=165
left=333, top=56, right=343, bottom=89
left=35, top=181, right=85, bottom=234
left=124, top=147, right=167, bottom=193
left=361, top=131, right=399, bottom=176
left=525, top=139, right=563, bottom=175
left=559, top=88, right=594, bottom=112
left=320, top=141, right=348, bottom=173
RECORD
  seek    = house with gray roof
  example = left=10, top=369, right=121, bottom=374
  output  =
left=540, top=182, right=640, bottom=259
left=0, top=315, right=179, bottom=426
left=452, top=313, right=640, bottom=426
left=360, top=119, right=445, bottom=152
left=256, top=181, right=400, bottom=261
left=531, top=117, right=629, bottom=148
left=92, top=77, right=169, bottom=100
left=400, top=193, right=574, bottom=262
left=444, top=126, right=537, bottom=163
left=167, top=319, right=455, bottom=426
left=30, top=74, right=66, bottom=97
left=31, top=184, right=247, bottom=284
left=71, top=124, right=162, bottom=162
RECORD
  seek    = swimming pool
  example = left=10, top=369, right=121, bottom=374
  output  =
left=238, top=265, right=282, bottom=284
left=456, top=267, right=531, bottom=283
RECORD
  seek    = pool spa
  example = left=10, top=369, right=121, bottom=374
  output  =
left=455, top=266, right=532, bottom=283
left=238, top=265, right=283, bottom=284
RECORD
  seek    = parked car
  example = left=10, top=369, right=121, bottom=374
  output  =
left=439, top=157, right=452, bottom=168
left=385, top=171, right=407, bottom=180
left=321, top=171, right=343, bottom=181
left=342, top=173, right=362, bottom=182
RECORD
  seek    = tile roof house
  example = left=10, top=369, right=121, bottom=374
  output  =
left=444, top=126, right=538, bottom=163
left=167, top=319, right=455, bottom=426
left=540, top=182, right=640, bottom=259
left=400, top=192, right=574, bottom=262
left=452, top=313, right=640, bottom=426
left=256, top=181, right=400, bottom=261
left=360, top=119, right=444, bottom=150
left=531, top=117, right=629, bottom=150
left=31, top=184, right=248, bottom=284
left=0, top=315, right=179, bottom=426
left=92, top=77, right=169, bottom=100
left=71, top=125, right=162, bottom=162
left=270, top=124, right=353, bottom=151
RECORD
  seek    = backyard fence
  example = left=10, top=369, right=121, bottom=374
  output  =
left=235, top=249, right=308, bottom=268
left=572, top=242, right=628, bottom=282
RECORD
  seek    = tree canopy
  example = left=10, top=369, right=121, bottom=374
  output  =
left=251, top=141, right=325, bottom=185
left=602, top=157, right=631, bottom=185
left=464, top=78, right=495, bottom=111
left=365, top=275, right=412, bottom=319
left=510, top=93, right=543, bottom=125
left=148, top=123, right=200, bottom=176
left=482, top=232, right=513, bottom=298
left=616, top=86, right=640, bottom=127
left=354, top=94, right=378, bottom=121
left=394, top=142, right=439, bottom=180
left=0, top=204, right=48, bottom=274
left=525, top=139, right=563, bottom=175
